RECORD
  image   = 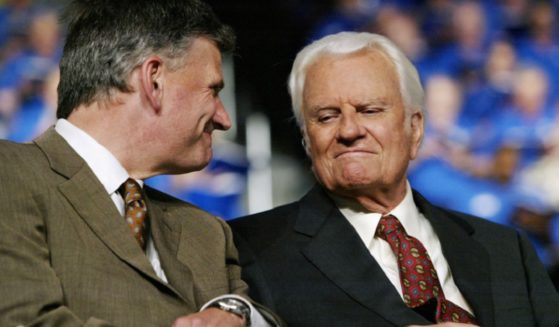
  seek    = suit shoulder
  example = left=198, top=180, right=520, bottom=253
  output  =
left=0, top=139, right=42, bottom=161
left=413, top=189, right=514, bottom=234
left=144, top=185, right=225, bottom=228
left=228, top=201, right=300, bottom=242
left=145, top=186, right=212, bottom=215
left=230, top=201, right=298, bottom=228
left=434, top=204, right=519, bottom=237
left=0, top=140, right=45, bottom=176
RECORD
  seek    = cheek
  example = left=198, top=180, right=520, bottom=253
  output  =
left=306, top=126, right=334, bottom=151
left=308, top=141, right=335, bottom=181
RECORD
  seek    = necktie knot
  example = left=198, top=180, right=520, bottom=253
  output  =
left=376, top=214, right=403, bottom=238
left=119, top=178, right=147, bottom=250
left=120, top=179, right=144, bottom=207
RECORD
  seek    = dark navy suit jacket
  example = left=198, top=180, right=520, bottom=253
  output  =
left=230, top=184, right=559, bottom=327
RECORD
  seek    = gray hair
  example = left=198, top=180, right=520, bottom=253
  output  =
left=57, top=0, right=235, bottom=119
left=287, top=32, right=423, bottom=128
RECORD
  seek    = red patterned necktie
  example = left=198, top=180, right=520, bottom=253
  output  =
left=119, top=178, right=148, bottom=250
left=376, top=215, right=477, bottom=324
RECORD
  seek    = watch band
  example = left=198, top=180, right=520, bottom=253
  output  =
left=208, top=297, right=251, bottom=326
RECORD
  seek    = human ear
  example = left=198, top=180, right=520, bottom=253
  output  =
left=409, top=110, right=424, bottom=160
left=140, top=56, right=164, bottom=113
left=301, top=127, right=311, bottom=157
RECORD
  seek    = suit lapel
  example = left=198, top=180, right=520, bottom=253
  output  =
left=150, top=195, right=230, bottom=307
left=58, top=169, right=162, bottom=281
left=296, top=185, right=431, bottom=326
left=147, top=196, right=197, bottom=310
left=414, top=191, right=495, bottom=327
left=34, top=129, right=165, bottom=286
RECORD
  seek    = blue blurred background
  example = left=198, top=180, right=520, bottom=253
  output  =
left=1, top=0, right=558, bottom=284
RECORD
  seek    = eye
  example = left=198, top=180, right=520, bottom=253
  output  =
left=359, top=105, right=383, bottom=115
left=210, top=82, right=224, bottom=98
left=318, top=115, right=334, bottom=123
left=316, top=109, right=339, bottom=123
left=211, top=86, right=221, bottom=97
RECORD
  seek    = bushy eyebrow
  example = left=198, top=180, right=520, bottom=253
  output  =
left=309, top=105, right=338, bottom=112
left=309, top=98, right=392, bottom=112
left=210, top=80, right=224, bottom=91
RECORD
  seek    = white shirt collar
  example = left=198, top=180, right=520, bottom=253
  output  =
left=388, top=182, right=421, bottom=236
left=54, top=119, right=136, bottom=195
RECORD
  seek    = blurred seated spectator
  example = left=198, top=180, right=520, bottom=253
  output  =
left=410, top=156, right=518, bottom=226
left=514, top=1, right=559, bottom=103
left=417, top=0, right=455, bottom=49
left=510, top=187, right=558, bottom=269
left=0, top=0, right=36, bottom=62
left=5, top=67, right=57, bottom=142
left=0, top=9, right=61, bottom=143
left=410, top=75, right=519, bottom=225
left=495, top=0, right=531, bottom=39
left=0, top=9, right=61, bottom=90
left=371, top=6, right=432, bottom=81
left=461, top=39, right=517, bottom=126
left=427, top=1, right=492, bottom=88
left=490, top=66, right=556, bottom=170
left=308, top=0, right=378, bottom=41
left=414, top=75, right=472, bottom=169
left=517, top=148, right=559, bottom=217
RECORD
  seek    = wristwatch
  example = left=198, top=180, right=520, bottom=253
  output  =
left=208, top=297, right=251, bottom=326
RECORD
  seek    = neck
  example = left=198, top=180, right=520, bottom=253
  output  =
left=66, top=100, right=156, bottom=180
left=330, top=180, right=408, bottom=214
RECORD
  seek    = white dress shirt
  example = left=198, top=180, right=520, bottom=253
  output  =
left=55, top=119, right=268, bottom=326
left=332, top=182, right=475, bottom=315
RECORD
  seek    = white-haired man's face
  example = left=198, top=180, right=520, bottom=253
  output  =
left=301, top=49, right=423, bottom=199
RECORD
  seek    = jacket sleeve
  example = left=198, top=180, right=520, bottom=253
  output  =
left=217, top=218, right=285, bottom=327
left=517, top=232, right=559, bottom=326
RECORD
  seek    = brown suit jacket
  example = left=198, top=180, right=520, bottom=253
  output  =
left=0, top=128, right=251, bottom=326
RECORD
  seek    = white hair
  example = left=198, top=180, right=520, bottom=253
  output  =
left=287, top=32, right=424, bottom=128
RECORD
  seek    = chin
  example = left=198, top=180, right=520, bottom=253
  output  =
left=166, top=158, right=210, bottom=175
left=321, top=177, right=373, bottom=192
left=184, top=149, right=212, bottom=170
left=188, top=159, right=210, bottom=172
left=340, top=169, right=376, bottom=186
left=340, top=180, right=375, bottom=191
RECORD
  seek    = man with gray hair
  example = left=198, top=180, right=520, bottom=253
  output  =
left=0, top=0, right=280, bottom=326
left=230, top=32, right=559, bottom=326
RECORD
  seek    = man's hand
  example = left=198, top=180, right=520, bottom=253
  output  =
left=408, top=323, right=480, bottom=327
left=172, top=308, right=245, bottom=327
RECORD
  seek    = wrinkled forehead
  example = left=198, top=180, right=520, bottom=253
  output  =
left=303, top=47, right=396, bottom=90
left=307, top=46, right=392, bottom=72
left=302, top=49, right=399, bottom=100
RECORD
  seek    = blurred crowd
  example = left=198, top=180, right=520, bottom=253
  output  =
left=1, top=0, right=559, bottom=285
left=0, top=0, right=60, bottom=142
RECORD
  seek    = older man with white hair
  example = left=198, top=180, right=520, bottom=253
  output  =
left=229, top=32, right=559, bottom=327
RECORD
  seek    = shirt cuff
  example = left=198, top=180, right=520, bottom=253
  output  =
left=201, top=294, right=270, bottom=327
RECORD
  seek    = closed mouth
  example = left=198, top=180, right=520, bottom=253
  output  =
left=335, top=150, right=374, bottom=158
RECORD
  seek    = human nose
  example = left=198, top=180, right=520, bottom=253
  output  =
left=213, top=101, right=232, bottom=131
left=337, top=110, right=365, bottom=142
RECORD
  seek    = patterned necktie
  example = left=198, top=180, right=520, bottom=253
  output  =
left=119, top=178, right=148, bottom=250
left=376, top=215, right=477, bottom=324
